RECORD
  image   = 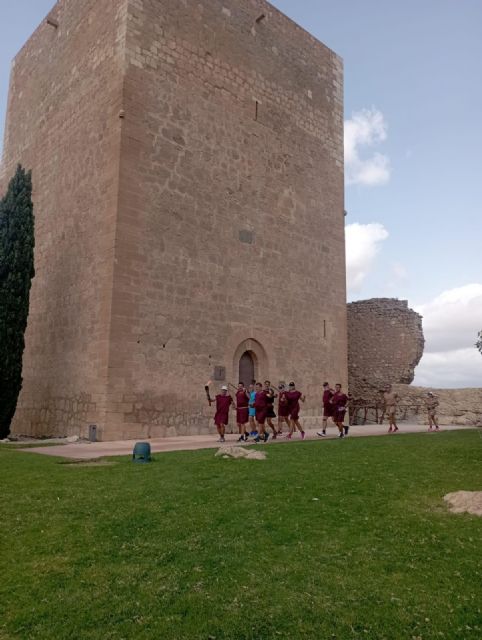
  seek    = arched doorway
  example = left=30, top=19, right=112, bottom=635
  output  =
left=239, top=351, right=255, bottom=386
left=232, top=337, right=268, bottom=386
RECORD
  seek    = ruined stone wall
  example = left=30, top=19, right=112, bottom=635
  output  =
left=2, top=0, right=347, bottom=440
left=348, top=298, right=424, bottom=400
left=1, top=0, right=127, bottom=437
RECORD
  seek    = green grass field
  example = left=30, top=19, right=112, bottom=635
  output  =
left=1, top=430, right=481, bottom=639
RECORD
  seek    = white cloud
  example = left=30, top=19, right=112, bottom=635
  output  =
left=413, top=284, right=482, bottom=388
left=414, top=349, right=482, bottom=388
left=415, top=284, right=482, bottom=353
left=346, top=222, right=389, bottom=293
left=345, top=108, right=391, bottom=186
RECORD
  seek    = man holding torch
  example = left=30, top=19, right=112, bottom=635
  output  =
left=206, top=384, right=233, bottom=443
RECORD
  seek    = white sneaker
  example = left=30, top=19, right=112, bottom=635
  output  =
left=316, top=431, right=326, bottom=437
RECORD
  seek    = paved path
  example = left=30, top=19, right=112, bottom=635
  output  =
left=16, top=423, right=474, bottom=460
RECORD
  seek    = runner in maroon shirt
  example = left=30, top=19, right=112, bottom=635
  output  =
left=317, top=382, right=335, bottom=437
left=235, top=382, right=250, bottom=441
left=285, top=382, right=306, bottom=440
left=277, top=383, right=290, bottom=435
left=254, top=382, right=269, bottom=442
left=331, top=383, right=349, bottom=438
left=210, top=386, right=233, bottom=443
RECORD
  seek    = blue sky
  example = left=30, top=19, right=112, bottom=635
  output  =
left=1, top=0, right=481, bottom=387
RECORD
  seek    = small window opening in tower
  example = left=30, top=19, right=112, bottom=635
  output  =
left=255, top=100, right=259, bottom=121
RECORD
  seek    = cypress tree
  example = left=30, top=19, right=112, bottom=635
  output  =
left=0, top=165, right=35, bottom=439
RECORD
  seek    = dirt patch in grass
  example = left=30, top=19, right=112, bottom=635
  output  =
left=444, top=491, right=482, bottom=516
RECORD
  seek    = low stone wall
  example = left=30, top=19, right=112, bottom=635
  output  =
left=350, top=384, right=482, bottom=427
left=392, top=385, right=482, bottom=427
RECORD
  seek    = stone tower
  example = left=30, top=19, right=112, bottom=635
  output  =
left=1, top=0, right=346, bottom=440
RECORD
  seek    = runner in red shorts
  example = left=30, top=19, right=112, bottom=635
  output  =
left=254, top=382, right=269, bottom=442
left=332, top=383, right=349, bottom=438
left=317, top=382, right=334, bottom=437
left=235, top=382, right=250, bottom=441
left=210, top=385, right=233, bottom=443
left=285, top=382, right=306, bottom=440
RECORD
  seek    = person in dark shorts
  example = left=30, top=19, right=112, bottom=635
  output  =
left=285, top=382, right=306, bottom=440
left=235, top=382, right=250, bottom=441
left=317, top=382, right=334, bottom=437
left=277, top=383, right=290, bottom=435
left=248, top=382, right=258, bottom=437
left=264, top=380, right=278, bottom=438
left=331, top=383, right=349, bottom=438
left=254, top=382, right=269, bottom=442
left=210, top=385, right=233, bottom=443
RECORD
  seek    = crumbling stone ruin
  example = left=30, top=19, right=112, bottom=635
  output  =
left=348, top=298, right=424, bottom=402
left=347, top=298, right=481, bottom=427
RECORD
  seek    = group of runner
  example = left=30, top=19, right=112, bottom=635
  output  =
left=209, top=380, right=441, bottom=443
left=209, top=380, right=350, bottom=443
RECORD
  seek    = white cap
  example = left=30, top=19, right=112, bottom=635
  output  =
left=221, top=385, right=228, bottom=390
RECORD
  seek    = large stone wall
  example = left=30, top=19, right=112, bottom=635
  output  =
left=348, top=298, right=424, bottom=400
left=0, top=0, right=126, bottom=437
left=2, top=0, right=347, bottom=440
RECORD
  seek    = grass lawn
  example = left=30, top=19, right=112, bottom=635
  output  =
left=1, top=430, right=481, bottom=640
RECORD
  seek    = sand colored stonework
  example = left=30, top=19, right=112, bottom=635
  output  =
left=444, top=491, right=482, bottom=516
left=2, top=0, right=346, bottom=442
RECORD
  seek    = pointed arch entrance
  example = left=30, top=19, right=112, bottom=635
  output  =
left=232, top=338, right=269, bottom=386
left=239, top=350, right=255, bottom=386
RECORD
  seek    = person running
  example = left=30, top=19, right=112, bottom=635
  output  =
left=264, top=380, right=278, bottom=438
left=248, top=382, right=258, bottom=437
left=277, top=382, right=290, bottom=434
left=254, top=382, right=269, bottom=442
left=332, top=383, right=349, bottom=438
left=317, top=382, right=334, bottom=437
left=383, top=384, right=399, bottom=433
left=235, top=382, right=250, bottom=441
left=425, top=392, right=440, bottom=431
left=210, top=385, right=233, bottom=443
left=285, top=382, right=306, bottom=440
